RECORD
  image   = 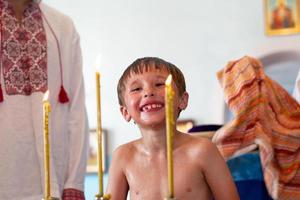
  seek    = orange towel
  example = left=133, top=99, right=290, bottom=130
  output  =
left=213, top=56, right=300, bottom=200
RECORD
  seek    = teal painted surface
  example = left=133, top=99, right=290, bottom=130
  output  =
left=84, top=173, right=109, bottom=200
left=227, top=151, right=263, bottom=181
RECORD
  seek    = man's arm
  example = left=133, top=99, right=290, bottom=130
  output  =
left=106, top=146, right=129, bottom=200
left=63, top=23, right=89, bottom=197
left=201, top=140, right=240, bottom=200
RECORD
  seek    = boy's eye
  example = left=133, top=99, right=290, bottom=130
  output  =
left=130, top=87, right=141, bottom=92
left=155, top=83, right=165, bottom=87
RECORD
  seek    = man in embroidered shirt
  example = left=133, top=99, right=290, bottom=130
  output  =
left=0, top=0, right=88, bottom=199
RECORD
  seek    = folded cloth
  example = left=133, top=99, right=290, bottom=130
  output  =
left=293, top=70, right=300, bottom=103
left=212, top=56, right=300, bottom=200
left=62, top=188, right=85, bottom=200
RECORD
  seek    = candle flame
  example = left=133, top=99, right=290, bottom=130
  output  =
left=43, top=90, right=49, bottom=101
left=94, top=54, right=102, bottom=72
left=165, top=74, right=172, bottom=86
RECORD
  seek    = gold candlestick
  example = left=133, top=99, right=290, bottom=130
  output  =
left=43, top=91, right=51, bottom=200
left=42, top=92, right=59, bottom=200
left=165, top=75, right=175, bottom=198
left=96, top=72, right=104, bottom=197
left=95, top=72, right=111, bottom=200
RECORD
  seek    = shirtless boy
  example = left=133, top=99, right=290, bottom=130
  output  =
left=106, top=57, right=239, bottom=200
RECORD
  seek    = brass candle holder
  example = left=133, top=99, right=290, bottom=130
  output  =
left=95, top=194, right=111, bottom=200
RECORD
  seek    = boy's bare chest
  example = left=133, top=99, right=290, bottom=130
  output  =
left=124, top=156, right=211, bottom=199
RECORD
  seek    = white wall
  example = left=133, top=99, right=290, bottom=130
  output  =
left=43, top=0, right=300, bottom=155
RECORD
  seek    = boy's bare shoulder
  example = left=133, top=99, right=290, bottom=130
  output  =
left=181, top=133, right=214, bottom=147
left=112, top=139, right=141, bottom=161
left=180, top=134, right=220, bottom=159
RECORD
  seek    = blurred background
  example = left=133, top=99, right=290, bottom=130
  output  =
left=43, top=0, right=300, bottom=199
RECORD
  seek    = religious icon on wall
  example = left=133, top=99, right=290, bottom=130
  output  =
left=264, top=0, right=300, bottom=35
left=87, top=129, right=107, bottom=173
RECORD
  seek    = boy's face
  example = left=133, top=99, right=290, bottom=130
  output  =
left=120, top=67, right=188, bottom=128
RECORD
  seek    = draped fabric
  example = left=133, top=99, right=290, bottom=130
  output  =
left=213, top=56, right=300, bottom=200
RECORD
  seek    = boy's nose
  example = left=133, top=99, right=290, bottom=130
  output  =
left=143, top=85, right=155, bottom=98
left=144, top=93, right=154, bottom=98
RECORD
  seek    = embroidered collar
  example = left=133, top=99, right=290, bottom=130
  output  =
left=0, top=0, right=47, bottom=96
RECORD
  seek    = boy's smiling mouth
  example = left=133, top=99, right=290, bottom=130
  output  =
left=140, top=103, right=164, bottom=112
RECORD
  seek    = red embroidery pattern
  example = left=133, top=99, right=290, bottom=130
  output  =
left=0, top=0, right=47, bottom=95
left=62, top=188, right=85, bottom=200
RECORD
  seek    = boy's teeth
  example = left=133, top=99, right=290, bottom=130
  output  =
left=142, top=104, right=162, bottom=111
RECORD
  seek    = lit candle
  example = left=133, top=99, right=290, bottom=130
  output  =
left=96, top=71, right=104, bottom=197
left=43, top=91, right=51, bottom=199
left=165, top=75, right=175, bottom=198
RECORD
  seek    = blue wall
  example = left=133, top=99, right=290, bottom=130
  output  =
left=84, top=173, right=109, bottom=200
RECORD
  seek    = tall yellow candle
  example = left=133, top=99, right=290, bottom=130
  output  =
left=96, top=71, right=104, bottom=197
left=165, top=75, right=175, bottom=198
left=43, top=91, right=51, bottom=200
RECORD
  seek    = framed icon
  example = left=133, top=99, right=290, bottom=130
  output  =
left=87, top=128, right=107, bottom=173
left=264, top=0, right=300, bottom=35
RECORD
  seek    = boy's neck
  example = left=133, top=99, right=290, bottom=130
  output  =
left=139, top=128, right=181, bottom=154
left=141, top=129, right=166, bottom=151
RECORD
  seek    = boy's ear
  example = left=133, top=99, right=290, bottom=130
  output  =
left=120, top=106, right=132, bottom=122
left=178, top=92, right=189, bottom=110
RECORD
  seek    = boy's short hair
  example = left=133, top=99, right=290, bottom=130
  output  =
left=117, top=57, right=186, bottom=106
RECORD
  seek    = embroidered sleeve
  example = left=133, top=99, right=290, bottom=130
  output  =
left=62, top=188, right=85, bottom=200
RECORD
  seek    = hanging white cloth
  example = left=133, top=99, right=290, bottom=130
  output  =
left=293, top=69, right=300, bottom=103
